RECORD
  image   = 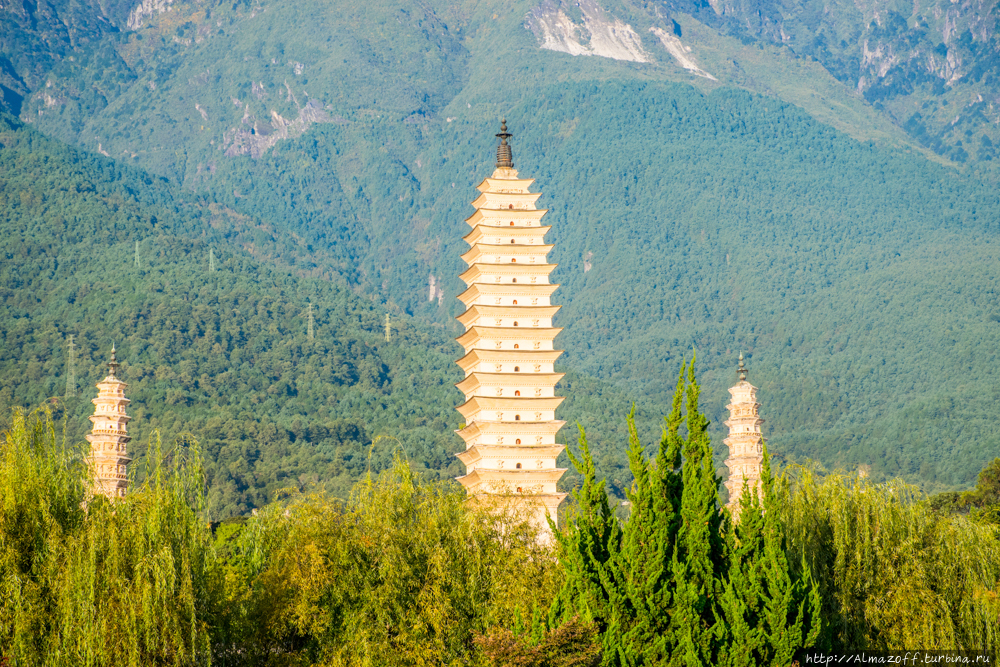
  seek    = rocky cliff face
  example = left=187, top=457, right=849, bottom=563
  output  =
left=651, top=0, right=1000, bottom=162
left=525, top=0, right=651, bottom=62
left=0, top=0, right=133, bottom=113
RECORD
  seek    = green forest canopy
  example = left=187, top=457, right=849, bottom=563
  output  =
left=0, top=114, right=666, bottom=517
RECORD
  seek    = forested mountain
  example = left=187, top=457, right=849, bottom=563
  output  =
left=3, top=0, right=1000, bottom=498
left=0, top=115, right=663, bottom=516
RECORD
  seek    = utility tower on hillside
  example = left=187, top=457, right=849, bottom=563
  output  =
left=65, top=335, right=77, bottom=398
left=307, top=302, right=315, bottom=340
left=385, top=313, right=391, bottom=342
left=209, top=247, right=216, bottom=273
left=134, top=240, right=140, bottom=268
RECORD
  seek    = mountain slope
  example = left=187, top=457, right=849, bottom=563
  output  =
left=5, top=0, right=1000, bottom=491
left=0, top=115, right=665, bottom=515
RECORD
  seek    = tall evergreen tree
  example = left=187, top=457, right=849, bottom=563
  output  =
left=549, top=427, right=622, bottom=642
left=604, top=366, right=685, bottom=665
left=667, top=359, right=729, bottom=666
left=551, top=358, right=822, bottom=667
left=720, top=443, right=823, bottom=666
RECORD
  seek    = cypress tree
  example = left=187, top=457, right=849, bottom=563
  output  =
left=720, top=443, right=823, bottom=666
left=552, top=358, right=821, bottom=667
left=549, top=427, right=623, bottom=643
left=667, top=358, right=729, bottom=666
left=604, top=366, right=686, bottom=665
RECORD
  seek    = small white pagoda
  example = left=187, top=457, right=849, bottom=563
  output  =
left=723, top=353, right=764, bottom=518
left=454, top=120, right=567, bottom=537
left=86, top=346, right=132, bottom=499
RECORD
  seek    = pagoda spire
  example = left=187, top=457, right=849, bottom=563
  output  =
left=85, top=345, right=132, bottom=499
left=495, top=118, right=513, bottom=168
left=723, top=353, right=764, bottom=520
left=454, top=120, right=567, bottom=540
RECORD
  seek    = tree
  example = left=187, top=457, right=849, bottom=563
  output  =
left=720, top=444, right=823, bottom=666
left=550, top=359, right=822, bottom=666
left=475, top=616, right=602, bottom=667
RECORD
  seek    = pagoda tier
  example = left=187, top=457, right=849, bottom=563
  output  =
left=723, top=354, right=765, bottom=519
left=454, top=120, right=567, bottom=538
left=455, top=419, right=566, bottom=447
left=458, top=263, right=557, bottom=285
left=456, top=326, right=563, bottom=352
left=85, top=347, right=132, bottom=500
left=463, top=224, right=551, bottom=245
left=457, top=283, right=560, bottom=308
left=456, top=372, right=565, bottom=398
left=456, top=304, right=559, bottom=329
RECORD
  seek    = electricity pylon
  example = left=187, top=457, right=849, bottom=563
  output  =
left=65, top=335, right=77, bottom=398
left=307, top=302, right=314, bottom=340
left=385, top=312, right=391, bottom=342
left=209, top=247, right=216, bottom=272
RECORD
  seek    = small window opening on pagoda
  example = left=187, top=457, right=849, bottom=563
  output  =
left=513, top=300, right=518, bottom=305
left=508, top=204, right=514, bottom=209
left=512, top=278, right=517, bottom=283
left=515, top=415, right=520, bottom=420
left=517, top=487, right=522, bottom=493
left=509, top=221, right=514, bottom=226
left=513, top=321, right=519, bottom=326
left=516, top=463, right=522, bottom=469
left=514, top=344, right=519, bottom=349
left=515, top=390, right=521, bottom=396
left=511, top=258, right=516, bottom=262
left=516, top=438, right=521, bottom=444
left=514, top=366, right=520, bottom=372
left=510, top=239, right=515, bottom=243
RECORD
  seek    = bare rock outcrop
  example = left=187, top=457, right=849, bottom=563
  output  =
left=223, top=98, right=330, bottom=159
left=525, top=0, right=650, bottom=63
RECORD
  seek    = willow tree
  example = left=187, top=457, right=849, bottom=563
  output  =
left=0, top=409, right=217, bottom=666
left=225, top=455, right=562, bottom=667
left=781, top=469, right=1000, bottom=651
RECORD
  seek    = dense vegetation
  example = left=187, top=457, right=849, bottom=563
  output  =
left=0, top=113, right=669, bottom=516
left=0, top=409, right=559, bottom=665
left=5, top=0, right=1000, bottom=499
left=3, top=368, right=997, bottom=665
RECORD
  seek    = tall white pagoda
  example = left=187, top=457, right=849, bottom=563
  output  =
left=723, top=353, right=764, bottom=518
left=454, top=120, right=567, bottom=537
left=86, top=346, right=132, bottom=499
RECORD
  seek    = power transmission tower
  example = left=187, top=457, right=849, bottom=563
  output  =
left=385, top=312, right=391, bottom=342
left=209, top=247, right=216, bottom=273
left=307, top=302, right=314, bottom=340
left=65, top=335, right=77, bottom=398
left=134, top=240, right=140, bottom=268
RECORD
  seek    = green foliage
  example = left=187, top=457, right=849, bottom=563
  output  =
left=930, top=458, right=1000, bottom=520
left=4, top=404, right=1000, bottom=663
left=475, top=616, right=602, bottom=667
left=720, top=446, right=823, bottom=666
left=781, top=468, right=1000, bottom=651
left=0, top=114, right=661, bottom=516
left=230, top=459, right=560, bottom=665
left=0, top=409, right=563, bottom=665
left=0, top=409, right=216, bottom=665
left=550, top=361, right=819, bottom=666
left=668, top=359, right=728, bottom=665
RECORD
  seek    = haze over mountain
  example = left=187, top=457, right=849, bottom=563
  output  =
left=2, top=0, right=1000, bottom=507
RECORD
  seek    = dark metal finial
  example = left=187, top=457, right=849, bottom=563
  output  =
left=495, top=118, right=513, bottom=168
left=108, top=344, right=119, bottom=378
left=737, top=352, right=747, bottom=382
